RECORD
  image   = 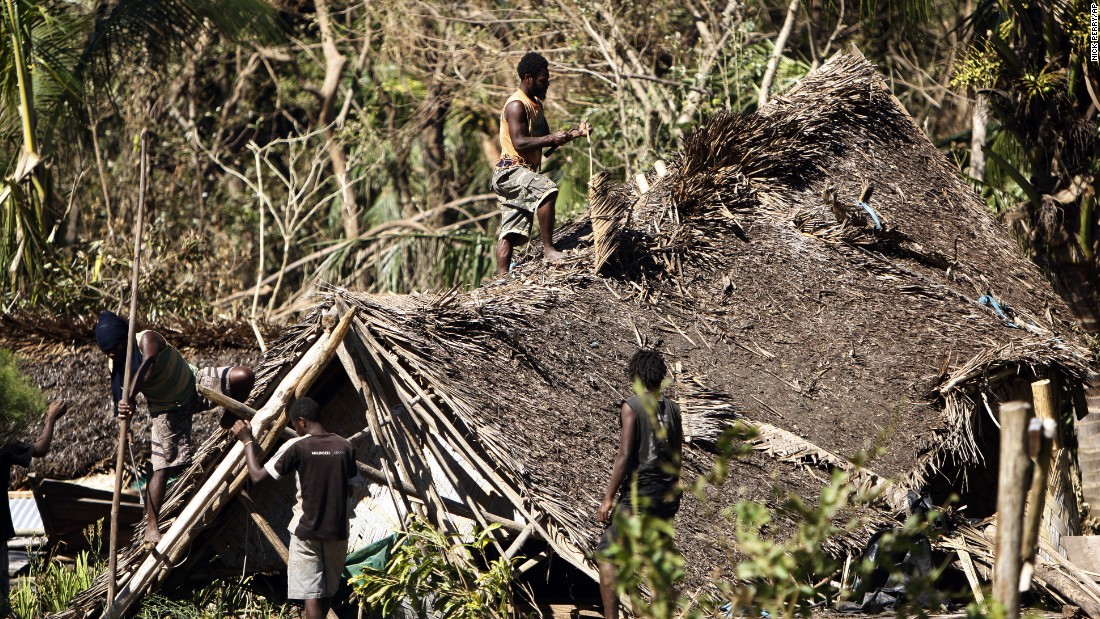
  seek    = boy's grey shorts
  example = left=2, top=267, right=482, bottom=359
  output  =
left=287, top=535, right=349, bottom=600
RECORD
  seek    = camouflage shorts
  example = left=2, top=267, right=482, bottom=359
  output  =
left=490, top=165, right=558, bottom=242
left=150, top=366, right=231, bottom=471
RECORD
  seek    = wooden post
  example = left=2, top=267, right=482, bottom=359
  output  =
left=1020, top=418, right=1055, bottom=591
left=993, top=401, right=1031, bottom=618
left=107, top=129, right=147, bottom=617
left=1031, top=378, right=1060, bottom=451
left=195, top=384, right=297, bottom=440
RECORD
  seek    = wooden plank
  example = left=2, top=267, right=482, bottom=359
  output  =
left=956, top=543, right=986, bottom=606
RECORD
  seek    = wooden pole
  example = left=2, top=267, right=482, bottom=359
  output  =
left=106, top=129, right=148, bottom=616
left=195, top=384, right=297, bottom=440
left=1031, top=378, right=1061, bottom=451
left=993, top=401, right=1031, bottom=618
left=1020, top=418, right=1055, bottom=591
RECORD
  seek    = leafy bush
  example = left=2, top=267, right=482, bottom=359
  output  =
left=350, top=519, right=516, bottom=619
left=0, top=349, right=46, bottom=448
left=135, top=575, right=296, bottom=619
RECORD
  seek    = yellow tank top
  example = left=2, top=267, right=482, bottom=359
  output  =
left=498, top=89, right=546, bottom=169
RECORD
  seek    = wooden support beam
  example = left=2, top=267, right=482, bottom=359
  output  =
left=1031, top=379, right=1061, bottom=451
left=1021, top=417, right=1055, bottom=588
left=505, top=523, right=536, bottom=559
left=248, top=508, right=288, bottom=563
left=196, top=384, right=297, bottom=440
left=516, top=549, right=551, bottom=574
left=993, top=401, right=1031, bottom=619
left=336, top=332, right=420, bottom=521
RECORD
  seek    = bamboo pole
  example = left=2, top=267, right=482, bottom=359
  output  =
left=353, top=341, right=454, bottom=531
left=993, top=401, right=1031, bottom=618
left=339, top=309, right=509, bottom=551
left=338, top=334, right=424, bottom=521
left=195, top=384, right=297, bottom=440
left=104, top=309, right=355, bottom=618
left=106, top=129, right=147, bottom=617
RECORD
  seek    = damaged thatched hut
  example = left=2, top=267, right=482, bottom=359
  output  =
left=55, top=51, right=1098, bottom=617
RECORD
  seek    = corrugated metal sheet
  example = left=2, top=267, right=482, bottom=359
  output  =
left=7, top=492, right=44, bottom=536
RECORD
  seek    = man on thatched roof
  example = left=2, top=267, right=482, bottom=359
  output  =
left=231, top=398, right=359, bottom=619
left=2, top=400, right=66, bottom=604
left=597, top=349, right=684, bottom=619
left=492, top=51, right=591, bottom=274
left=94, top=311, right=255, bottom=545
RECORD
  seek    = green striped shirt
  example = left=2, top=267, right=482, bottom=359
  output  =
left=135, top=330, right=197, bottom=413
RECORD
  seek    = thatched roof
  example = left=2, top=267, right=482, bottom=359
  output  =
left=55, top=51, right=1094, bottom=616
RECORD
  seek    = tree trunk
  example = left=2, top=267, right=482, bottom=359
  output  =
left=315, top=0, right=358, bottom=239
left=422, top=91, right=454, bottom=225
left=969, top=94, right=988, bottom=180
left=759, top=0, right=800, bottom=109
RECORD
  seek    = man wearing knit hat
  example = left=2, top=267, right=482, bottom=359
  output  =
left=95, top=311, right=255, bottom=545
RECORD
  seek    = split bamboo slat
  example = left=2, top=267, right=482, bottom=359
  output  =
left=341, top=327, right=436, bottom=524
left=335, top=340, right=415, bottom=523
left=338, top=308, right=511, bottom=553
left=104, top=308, right=356, bottom=618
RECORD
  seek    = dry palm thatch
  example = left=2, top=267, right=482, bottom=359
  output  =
left=53, top=50, right=1097, bottom=615
left=589, top=171, right=636, bottom=272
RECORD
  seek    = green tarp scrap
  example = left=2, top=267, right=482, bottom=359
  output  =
left=343, top=533, right=398, bottom=579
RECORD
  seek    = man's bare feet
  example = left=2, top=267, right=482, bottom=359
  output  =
left=543, top=247, right=566, bottom=261
left=145, top=523, right=162, bottom=546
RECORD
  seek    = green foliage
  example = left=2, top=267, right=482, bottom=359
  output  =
left=135, top=576, right=296, bottom=619
left=10, top=521, right=103, bottom=618
left=351, top=519, right=516, bottom=619
left=0, top=348, right=44, bottom=446
left=596, top=423, right=979, bottom=619
left=720, top=471, right=855, bottom=618
left=599, top=488, right=685, bottom=619
left=950, top=43, right=1002, bottom=91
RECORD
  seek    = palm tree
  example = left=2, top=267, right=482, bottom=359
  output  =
left=953, top=0, right=1099, bottom=334
left=0, top=0, right=278, bottom=296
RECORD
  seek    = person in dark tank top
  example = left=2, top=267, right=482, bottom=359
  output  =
left=596, top=348, right=683, bottom=619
